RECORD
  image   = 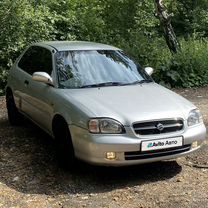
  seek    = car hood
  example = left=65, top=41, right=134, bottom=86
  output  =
left=62, top=83, right=196, bottom=125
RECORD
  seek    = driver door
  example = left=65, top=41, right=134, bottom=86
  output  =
left=17, top=46, right=55, bottom=131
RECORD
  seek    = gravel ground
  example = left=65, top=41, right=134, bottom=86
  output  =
left=0, top=87, right=208, bottom=208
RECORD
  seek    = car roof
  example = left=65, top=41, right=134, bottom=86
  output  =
left=35, top=41, right=120, bottom=51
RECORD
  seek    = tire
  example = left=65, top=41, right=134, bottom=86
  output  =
left=53, top=118, right=76, bottom=169
left=6, top=91, right=24, bottom=125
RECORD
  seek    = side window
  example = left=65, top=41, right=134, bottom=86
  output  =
left=18, top=46, right=37, bottom=74
left=38, top=47, right=53, bottom=75
left=18, top=46, right=53, bottom=75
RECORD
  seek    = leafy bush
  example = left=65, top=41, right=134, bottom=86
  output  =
left=154, top=38, right=208, bottom=88
left=0, top=0, right=57, bottom=95
left=0, top=67, right=8, bottom=95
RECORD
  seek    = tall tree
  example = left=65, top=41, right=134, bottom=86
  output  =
left=155, top=0, right=180, bottom=53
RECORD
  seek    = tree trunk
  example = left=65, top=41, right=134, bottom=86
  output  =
left=155, top=0, right=180, bottom=53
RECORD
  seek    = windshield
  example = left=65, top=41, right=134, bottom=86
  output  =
left=55, top=50, right=152, bottom=88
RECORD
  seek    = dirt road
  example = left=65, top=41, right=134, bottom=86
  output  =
left=0, top=87, right=208, bottom=208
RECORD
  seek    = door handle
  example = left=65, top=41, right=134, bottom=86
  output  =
left=24, top=80, right=29, bottom=86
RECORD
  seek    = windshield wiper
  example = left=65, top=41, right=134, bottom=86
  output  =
left=80, top=80, right=152, bottom=88
left=130, top=80, right=153, bottom=85
left=80, top=82, right=126, bottom=88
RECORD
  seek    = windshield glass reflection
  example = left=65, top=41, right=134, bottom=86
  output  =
left=55, top=50, right=152, bottom=88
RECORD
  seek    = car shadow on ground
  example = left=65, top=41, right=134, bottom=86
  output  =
left=0, top=116, right=182, bottom=196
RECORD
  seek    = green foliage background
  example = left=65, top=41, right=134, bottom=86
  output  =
left=1, top=0, right=208, bottom=94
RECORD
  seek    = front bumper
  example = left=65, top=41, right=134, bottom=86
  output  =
left=69, top=123, right=207, bottom=166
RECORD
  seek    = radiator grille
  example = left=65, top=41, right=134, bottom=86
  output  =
left=133, top=119, right=184, bottom=135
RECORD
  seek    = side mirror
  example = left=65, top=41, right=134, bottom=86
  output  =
left=144, top=67, right=154, bottom=76
left=32, top=72, right=54, bottom=86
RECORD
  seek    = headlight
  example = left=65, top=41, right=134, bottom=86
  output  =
left=88, top=118, right=125, bottom=134
left=187, top=109, right=203, bottom=126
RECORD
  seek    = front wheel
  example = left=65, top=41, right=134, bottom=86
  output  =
left=6, top=91, right=24, bottom=125
left=53, top=119, right=76, bottom=169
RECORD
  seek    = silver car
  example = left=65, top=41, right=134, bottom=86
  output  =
left=6, top=41, right=207, bottom=167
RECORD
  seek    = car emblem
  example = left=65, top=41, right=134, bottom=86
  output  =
left=156, top=123, right=164, bottom=131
